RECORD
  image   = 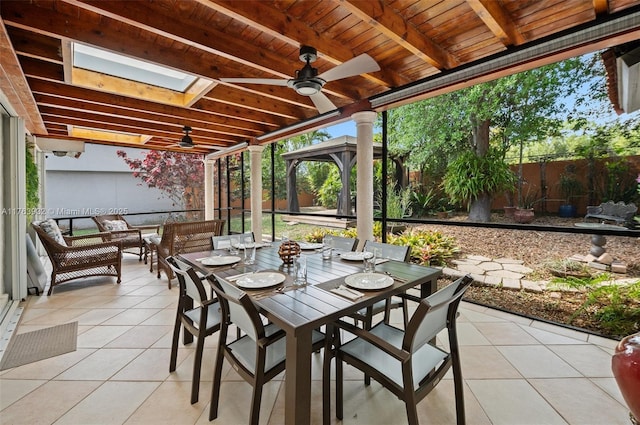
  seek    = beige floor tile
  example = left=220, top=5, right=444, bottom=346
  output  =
left=20, top=308, right=89, bottom=326
left=530, top=378, right=630, bottom=424
left=458, top=306, right=508, bottom=323
left=64, top=295, right=120, bottom=309
left=74, top=308, right=126, bottom=325
left=55, top=348, right=144, bottom=380
left=76, top=325, right=132, bottom=348
left=497, top=345, right=581, bottom=378
left=591, top=377, right=627, bottom=405
left=587, top=334, right=620, bottom=350
left=124, top=380, right=209, bottom=424
left=467, top=379, right=567, bottom=425
left=194, top=380, right=281, bottom=425
left=166, top=348, right=220, bottom=383
left=99, top=296, right=153, bottom=309
left=0, top=380, right=101, bottom=425
left=548, top=344, right=616, bottom=377
left=55, top=381, right=160, bottom=425
left=1, top=348, right=96, bottom=380
left=105, top=325, right=172, bottom=349
left=474, top=322, right=540, bottom=345
left=111, top=348, right=172, bottom=381
left=520, top=324, right=586, bottom=345
left=0, top=379, right=46, bottom=410
left=457, top=322, right=492, bottom=345
left=531, top=320, right=589, bottom=341
left=133, top=295, right=176, bottom=309
left=140, top=308, right=176, bottom=325
left=126, top=286, right=170, bottom=297
left=459, top=346, right=522, bottom=379
left=101, top=308, right=163, bottom=325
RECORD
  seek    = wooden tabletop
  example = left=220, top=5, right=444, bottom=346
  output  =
left=179, top=243, right=442, bottom=425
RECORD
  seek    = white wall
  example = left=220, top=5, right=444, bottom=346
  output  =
left=45, top=144, right=181, bottom=229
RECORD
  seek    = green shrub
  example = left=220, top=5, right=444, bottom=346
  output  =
left=387, top=228, right=459, bottom=266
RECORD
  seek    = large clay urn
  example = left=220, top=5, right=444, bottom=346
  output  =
left=612, top=332, right=640, bottom=423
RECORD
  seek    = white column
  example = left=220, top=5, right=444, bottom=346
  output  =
left=352, top=111, right=377, bottom=250
left=248, top=145, right=265, bottom=242
left=204, top=160, right=214, bottom=220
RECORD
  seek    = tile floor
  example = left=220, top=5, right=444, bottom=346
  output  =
left=0, top=255, right=632, bottom=425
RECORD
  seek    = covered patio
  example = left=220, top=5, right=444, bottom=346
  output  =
left=0, top=256, right=629, bottom=425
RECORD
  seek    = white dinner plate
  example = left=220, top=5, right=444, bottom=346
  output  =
left=298, top=242, right=323, bottom=250
left=236, top=272, right=286, bottom=289
left=345, top=273, right=394, bottom=291
left=200, top=256, right=241, bottom=266
left=233, top=242, right=265, bottom=249
left=340, top=251, right=373, bottom=261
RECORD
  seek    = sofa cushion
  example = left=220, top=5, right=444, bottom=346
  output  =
left=36, top=219, right=67, bottom=246
left=103, top=219, right=128, bottom=231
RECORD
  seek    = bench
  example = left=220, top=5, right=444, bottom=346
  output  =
left=153, top=219, right=225, bottom=288
left=584, top=201, right=637, bottom=227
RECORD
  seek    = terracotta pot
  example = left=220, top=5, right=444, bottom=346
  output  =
left=612, top=332, right=640, bottom=423
left=513, top=208, right=535, bottom=224
left=503, top=206, right=516, bottom=217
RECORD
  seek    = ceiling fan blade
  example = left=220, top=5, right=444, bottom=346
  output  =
left=220, top=77, right=289, bottom=86
left=317, top=53, right=380, bottom=82
left=309, top=92, right=337, bottom=114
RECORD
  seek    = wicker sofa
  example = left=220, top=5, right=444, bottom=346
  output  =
left=154, top=219, right=225, bottom=288
left=32, top=219, right=122, bottom=295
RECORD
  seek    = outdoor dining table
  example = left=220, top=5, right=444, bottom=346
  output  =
left=179, top=242, right=442, bottom=425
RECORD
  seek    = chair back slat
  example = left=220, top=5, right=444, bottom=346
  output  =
left=167, top=257, right=208, bottom=304
left=362, top=240, right=410, bottom=262
left=405, top=275, right=473, bottom=352
left=330, top=236, right=358, bottom=252
left=212, top=235, right=231, bottom=249
left=211, top=274, right=262, bottom=341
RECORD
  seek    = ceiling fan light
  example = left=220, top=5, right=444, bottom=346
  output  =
left=294, top=80, right=322, bottom=95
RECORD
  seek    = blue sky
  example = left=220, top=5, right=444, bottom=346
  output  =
left=325, top=121, right=357, bottom=138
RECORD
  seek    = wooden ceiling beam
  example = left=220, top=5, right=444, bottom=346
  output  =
left=27, top=77, right=276, bottom=134
left=0, top=19, right=46, bottom=134
left=203, top=0, right=400, bottom=88
left=340, top=0, right=459, bottom=70
left=38, top=106, right=237, bottom=145
left=34, top=93, right=258, bottom=139
left=466, top=0, right=526, bottom=46
left=1, top=1, right=352, bottom=107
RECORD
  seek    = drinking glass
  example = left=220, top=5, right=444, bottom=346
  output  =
left=294, top=255, right=307, bottom=286
left=229, top=234, right=240, bottom=255
left=243, top=235, right=256, bottom=264
left=321, top=236, right=333, bottom=260
left=363, top=248, right=378, bottom=272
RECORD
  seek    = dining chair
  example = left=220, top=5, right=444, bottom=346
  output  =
left=329, top=235, right=358, bottom=252
left=208, top=273, right=329, bottom=425
left=330, top=274, right=473, bottom=425
left=166, top=256, right=222, bottom=404
left=352, top=240, right=411, bottom=328
left=211, top=234, right=231, bottom=249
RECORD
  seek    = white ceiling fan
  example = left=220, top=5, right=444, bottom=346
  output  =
left=220, top=46, right=380, bottom=114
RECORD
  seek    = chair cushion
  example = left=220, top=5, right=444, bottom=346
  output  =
left=102, top=219, right=128, bottom=231
left=36, top=219, right=66, bottom=246
left=340, top=323, right=447, bottom=388
left=229, top=324, right=324, bottom=374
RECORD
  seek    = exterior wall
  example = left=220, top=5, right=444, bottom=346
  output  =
left=45, top=144, right=179, bottom=229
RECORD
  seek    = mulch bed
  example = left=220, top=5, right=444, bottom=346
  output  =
left=421, top=213, right=640, bottom=340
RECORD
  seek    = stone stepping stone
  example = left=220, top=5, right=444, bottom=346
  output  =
left=456, top=263, right=485, bottom=275
left=477, top=261, right=503, bottom=272
left=486, top=269, right=525, bottom=279
left=467, top=255, right=493, bottom=262
left=503, top=263, right=534, bottom=274
left=494, top=258, right=524, bottom=264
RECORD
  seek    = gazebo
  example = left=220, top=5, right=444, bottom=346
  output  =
left=281, top=135, right=406, bottom=216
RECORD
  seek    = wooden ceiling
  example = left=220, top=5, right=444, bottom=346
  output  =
left=1, top=0, right=640, bottom=154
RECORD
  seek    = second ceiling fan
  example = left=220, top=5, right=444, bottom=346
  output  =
left=220, top=46, right=380, bottom=114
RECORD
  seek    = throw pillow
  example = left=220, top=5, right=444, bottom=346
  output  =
left=103, top=220, right=128, bottom=231
left=37, top=219, right=67, bottom=246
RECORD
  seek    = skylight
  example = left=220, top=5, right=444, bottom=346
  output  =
left=73, top=43, right=196, bottom=92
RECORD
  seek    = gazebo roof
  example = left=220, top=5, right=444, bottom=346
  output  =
left=281, top=135, right=383, bottom=163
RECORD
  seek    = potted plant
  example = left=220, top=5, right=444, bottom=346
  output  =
left=514, top=183, right=539, bottom=223
left=558, top=172, right=583, bottom=218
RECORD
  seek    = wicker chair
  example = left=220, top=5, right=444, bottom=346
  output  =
left=32, top=219, right=122, bottom=295
left=154, top=219, right=225, bottom=288
left=92, top=214, right=160, bottom=262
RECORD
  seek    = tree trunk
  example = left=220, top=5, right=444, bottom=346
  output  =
left=468, top=118, right=492, bottom=222
left=469, top=192, right=492, bottom=221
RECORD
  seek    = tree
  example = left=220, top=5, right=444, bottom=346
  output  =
left=386, top=57, right=595, bottom=221
left=117, top=150, right=205, bottom=214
